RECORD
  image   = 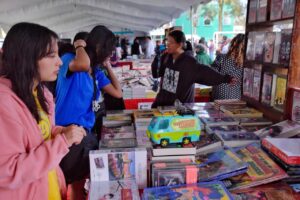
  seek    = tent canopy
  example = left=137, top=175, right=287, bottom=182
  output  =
left=0, top=0, right=203, bottom=37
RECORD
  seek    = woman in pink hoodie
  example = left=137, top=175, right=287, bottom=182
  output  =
left=0, top=22, right=86, bottom=199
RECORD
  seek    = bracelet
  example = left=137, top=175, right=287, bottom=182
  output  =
left=75, top=45, right=85, bottom=50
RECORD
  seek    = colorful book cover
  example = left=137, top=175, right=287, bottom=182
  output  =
left=279, top=30, right=292, bottom=65
left=223, top=143, right=288, bottom=190
left=264, top=32, right=276, bottom=63
left=248, top=0, right=258, bottom=23
left=89, top=148, right=147, bottom=188
left=292, top=90, right=300, bottom=122
left=142, top=181, right=234, bottom=200
left=256, top=0, right=268, bottom=22
left=270, top=0, right=283, bottom=20
left=254, top=120, right=300, bottom=138
left=254, top=32, right=265, bottom=62
left=274, top=75, right=287, bottom=111
left=282, top=0, right=296, bottom=18
left=251, top=67, right=262, bottom=101
left=262, top=138, right=300, bottom=165
left=231, top=182, right=297, bottom=200
left=89, top=179, right=140, bottom=200
left=196, top=148, right=248, bottom=181
left=243, top=68, right=253, bottom=97
left=246, top=32, right=256, bottom=60
left=261, top=73, right=274, bottom=105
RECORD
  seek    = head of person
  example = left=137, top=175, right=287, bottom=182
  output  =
left=167, top=30, right=186, bottom=54
left=185, top=41, right=193, bottom=51
left=134, top=38, right=139, bottom=44
left=227, top=33, right=245, bottom=66
left=196, top=44, right=206, bottom=54
left=86, top=25, right=116, bottom=67
left=0, top=22, right=61, bottom=121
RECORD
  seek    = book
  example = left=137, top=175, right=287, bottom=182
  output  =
left=216, top=131, right=260, bottom=147
left=256, top=0, right=268, bottom=22
left=99, top=138, right=137, bottom=149
left=152, top=143, right=196, bottom=157
left=246, top=32, right=256, bottom=60
left=251, top=67, right=262, bottom=101
left=255, top=120, right=300, bottom=138
left=272, top=32, right=282, bottom=64
left=221, top=107, right=263, bottom=118
left=274, top=75, right=287, bottom=111
left=243, top=67, right=253, bottom=97
left=200, top=116, right=239, bottom=127
left=270, top=0, right=283, bottom=20
left=206, top=125, right=246, bottom=134
left=214, top=99, right=246, bottom=110
left=88, top=179, right=140, bottom=200
left=279, top=30, right=292, bottom=65
left=261, top=72, right=274, bottom=105
left=150, top=154, right=195, bottom=162
left=231, top=182, right=297, bottom=200
left=282, top=0, right=296, bottom=18
left=239, top=117, right=273, bottom=126
left=196, top=148, right=248, bottom=182
left=248, top=0, right=258, bottom=23
left=103, top=114, right=132, bottom=127
left=224, top=143, right=288, bottom=190
left=291, top=89, right=300, bottom=122
left=101, top=125, right=135, bottom=140
left=262, top=138, right=300, bottom=165
left=264, top=32, right=276, bottom=63
left=89, top=148, right=147, bottom=189
left=241, top=125, right=271, bottom=132
left=254, top=32, right=265, bottom=62
left=142, top=181, right=234, bottom=200
left=194, top=133, right=223, bottom=154
left=133, top=109, right=157, bottom=122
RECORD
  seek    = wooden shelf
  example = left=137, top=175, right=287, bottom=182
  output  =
left=246, top=17, right=294, bottom=29
left=244, top=60, right=289, bottom=69
left=242, top=95, right=284, bottom=123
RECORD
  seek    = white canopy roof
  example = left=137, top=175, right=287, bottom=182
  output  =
left=0, top=0, right=203, bottom=37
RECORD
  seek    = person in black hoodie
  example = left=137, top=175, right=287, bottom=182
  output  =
left=151, top=30, right=235, bottom=108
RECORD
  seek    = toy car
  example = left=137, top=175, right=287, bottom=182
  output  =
left=147, top=114, right=201, bottom=147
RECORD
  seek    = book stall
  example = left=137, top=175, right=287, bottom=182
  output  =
left=86, top=0, right=300, bottom=199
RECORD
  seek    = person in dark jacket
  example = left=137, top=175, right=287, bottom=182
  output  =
left=131, top=38, right=141, bottom=56
left=151, top=30, right=235, bottom=108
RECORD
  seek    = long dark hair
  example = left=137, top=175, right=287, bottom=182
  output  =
left=0, top=22, right=58, bottom=122
left=86, top=25, right=116, bottom=67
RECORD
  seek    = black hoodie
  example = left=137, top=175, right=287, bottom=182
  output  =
left=151, top=52, right=231, bottom=107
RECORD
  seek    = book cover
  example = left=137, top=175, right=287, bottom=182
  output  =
left=264, top=32, right=276, bottom=63
left=254, top=32, right=265, bottom=62
left=101, top=125, right=135, bottom=140
left=216, top=131, right=260, bottom=147
left=150, top=154, right=195, bottom=162
left=262, top=138, right=300, bottom=165
left=243, top=68, right=253, bottom=97
left=231, top=182, right=297, bottom=200
left=292, top=90, right=300, bottom=122
left=246, top=32, right=256, bottom=61
left=133, top=110, right=157, bottom=122
left=270, top=73, right=278, bottom=106
left=279, top=30, right=292, bottom=65
left=194, top=133, right=223, bottom=154
left=282, top=0, right=296, bottom=18
left=200, top=116, right=239, bottom=127
left=270, top=0, right=283, bottom=20
left=142, top=181, right=234, bottom=200
left=261, top=72, right=274, bottom=105
left=239, top=117, right=273, bottom=126
left=242, top=125, right=271, bottom=132
left=274, top=75, right=287, bottom=111
left=89, top=148, right=147, bottom=189
left=255, top=120, right=300, bottom=138
left=248, top=0, right=258, bottom=23
left=221, top=107, right=263, bottom=118
left=196, top=148, right=248, bottom=182
left=100, top=138, right=137, bottom=149
left=251, top=67, right=262, bottom=101
left=272, top=32, right=282, bottom=64
left=256, top=0, right=268, bottom=22
left=206, top=125, right=245, bottom=134
left=224, top=143, right=288, bottom=190
left=89, top=179, right=140, bottom=200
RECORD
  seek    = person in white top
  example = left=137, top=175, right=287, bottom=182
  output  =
left=145, top=36, right=155, bottom=59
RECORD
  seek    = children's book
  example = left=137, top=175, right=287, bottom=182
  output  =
left=262, top=138, right=300, bottom=166
left=223, top=143, right=288, bottom=190
left=261, top=72, right=274, bottom=105
left=89, top=179, right=140, bottom=200
left=254, top=120, right=300, bottom=138
left=142, top=181, right=234, bottom=200
left=89, top=148, right=147, bottom=188
left=270, top=0, right=283, bottom=20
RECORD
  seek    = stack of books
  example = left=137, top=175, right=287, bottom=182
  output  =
left=214, top=99, right=246, bottom=110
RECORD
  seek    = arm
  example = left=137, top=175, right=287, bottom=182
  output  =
left=69, top=39, right=90, bottom=72
left=151, top=54, right=160, bottom=78
left=101, top=59, right=122, bottom=98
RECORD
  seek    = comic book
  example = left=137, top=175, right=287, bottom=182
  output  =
left=196, top=148, right=248, bottom=182
left=142, top=181, right=234, bottom=200
left=223, top=143, right=288, bottom=190
left=89, top=148, right=147, bottom=189
left=89, top=179, right=140, bottom=200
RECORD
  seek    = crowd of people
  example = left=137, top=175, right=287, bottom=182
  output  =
left=0, top=21, right=245, bottom=200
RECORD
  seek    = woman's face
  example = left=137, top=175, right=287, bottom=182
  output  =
left=167, top=36, right=182, bottom=54
left=38, top=40, right=62, bottom=82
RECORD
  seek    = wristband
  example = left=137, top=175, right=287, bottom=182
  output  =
left=75, top=45, right=85, bottom=50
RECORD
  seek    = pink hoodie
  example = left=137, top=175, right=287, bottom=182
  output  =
left=0, top=78, right=69, bottom=199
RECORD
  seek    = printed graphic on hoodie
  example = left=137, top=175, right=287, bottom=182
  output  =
left=162, top=68, right=179, bottom=94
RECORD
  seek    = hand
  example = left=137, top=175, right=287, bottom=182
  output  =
left=103, top=57, right=112, bottom=69
left=62, top=125, right=86, bottom=146
left=73, top=39, right=86, bottom=49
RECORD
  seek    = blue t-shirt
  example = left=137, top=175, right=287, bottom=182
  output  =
left=55, top=53, right=110, bottom=130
